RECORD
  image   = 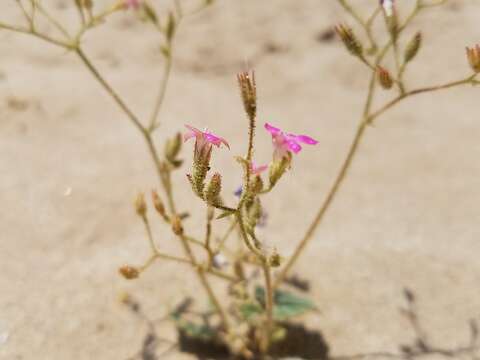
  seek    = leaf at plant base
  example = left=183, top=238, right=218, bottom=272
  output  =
left=177, top=320, right=215, bottom=341
left=255, top=286, right=317, bottom=321
left=239, top=302, right=264, bottom=321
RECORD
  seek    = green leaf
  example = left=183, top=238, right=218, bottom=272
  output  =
left=239, top=302, right=263, bottom=320
left=177, top=320, right=215, bottom=341
left=254, top=286, right=316, bottom=321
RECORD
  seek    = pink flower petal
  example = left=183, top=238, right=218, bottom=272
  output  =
left=204, top=133, right=230, bottom=149
left=184, top=124, right=202, bottom=142
left=264, top=123, right=281, bottom=136
left=251, top=162, right=268, bottom=175
left=286, top=139, right=302, bottom=153
left=291, top=134, right=318, bottom=145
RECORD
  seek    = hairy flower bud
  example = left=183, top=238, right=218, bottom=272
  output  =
left=237, top=70, right=257, bottom=121
left=466, top=45, right=480, bottom=73
left=119, top=265, right=140, bottom=280
left=335, top=24, right=363, bottom=58
left=269, top=153, right=291, bottom=188
left=404, top=32, right=422, bottom=63
left=251, top=175, right=264, bottom=194
left=376, top=66, right=393, bottom=90
left=134, top=192, right=147, bottom=217
left=205, top=173, right=222, bottom=206
left=171, top=216, right=184, bottom=236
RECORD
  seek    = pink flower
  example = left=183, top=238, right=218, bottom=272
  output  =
left=184, top=124, right=229, bottom=163
left=124, top=0, right=141, bottom=10
left=264, top=123, right=317, bottom=160
left=250, top=162, right=268, bottom=175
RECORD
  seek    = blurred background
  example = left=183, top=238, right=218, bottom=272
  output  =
left=1, top=0, right=479, bottom=359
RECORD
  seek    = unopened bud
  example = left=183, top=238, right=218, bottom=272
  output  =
left=335, top=24, right=363, bottom=58
left=165, top=11, right=176, bottom=42
left=205, top=173, right=222, bottom=206
left=119, top=265, right=140, bottom=280
left=251, top=175, right=263, bottom=194
left=269, top=153, right=291, bottom=188
left=165, top=132, right=183, bottom=167
left=377, top=66, right=393, bottom=90
left=151, top=190, right=167, bottom=218
left=134, top=192, right=147, bottom=217
left=404, top=32, right=422, bottom=63
left=237, top=70, right=257, bottom=120
left=268, top=249, right=282, bottom=267
left=142, top=3, right=158, bottom=24
left=466, top=45, right=480, bottom=73
left=171, top=216, right=184, bottom=236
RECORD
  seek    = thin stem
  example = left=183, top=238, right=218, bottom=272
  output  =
left=275, top=72, right=477, bottom=287
left=0, top=21, right=70, bottom=48
left=36, top=2, right=71, bottom=39
left=176, top=230, right=231, bottom=330
left=368, top=75, right=477, bottom=123
left=260, top=262, right=274, bottom=354
left=217, top=218, right=238, bottom=250
left=148, top=53, right=173, bottom=132
left=142, top=215, right=157, bottom=254
left=75, top=48, right=146, bottom=134
left=274, top=66, right=378, bottom=288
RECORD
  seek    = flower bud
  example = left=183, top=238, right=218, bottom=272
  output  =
left=205, top=173, right=222, bottom=206
left=119, top=265, right=140, bottom=280
left=171, top=216, right=184, bottom=236
left=251, top=175, right=263, bottom=194
left=268, top=249, right=282, bottom=267
left=466, top=45, right=480, bottom=73
left=376, top=66, right=393, bottom=90
left=134, top=192, right=147, bottom=217
left=237, top=70, right=257, bottom=121
left=165, top=11, right=176, bottom=42
left=269, top=153, right=291, bottom=188
left=165, top=132, right=183, bottom=167
left=151, top=190, right=167, bottom=219
left=335, top=24, right=363, bottom=58
left=404, top=32, right=422, bottom=63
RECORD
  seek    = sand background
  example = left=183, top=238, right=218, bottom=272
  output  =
left=1, top=0, right=480, bottom=359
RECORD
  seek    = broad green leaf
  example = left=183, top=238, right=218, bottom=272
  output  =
left=177, top=320, right=215, bottom=341
left=255, top=286, right=316, bottom=321
left=239, top=302, right=263, bottom=320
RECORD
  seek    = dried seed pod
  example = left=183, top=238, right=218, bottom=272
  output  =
left=134, top=191, right=147, bottom=217
left=335, top=24, right=363, bottom=58
left=171, top=216, right=183, bottom=236
left=119, top=265, right=140, bottom=280
left=237, top=70, right=257, bottom=121
left=404, top=32, right=422, bottom=63
left=466, top=45, right=480, bottom=73
left=377, top=66, right=393, bottom=90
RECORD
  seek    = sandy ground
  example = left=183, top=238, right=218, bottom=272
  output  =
left=1, top=0, right=480, bottom=359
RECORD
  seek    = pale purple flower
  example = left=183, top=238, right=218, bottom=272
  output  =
left=184, top=125, right=229, bottom=149
left=380, top=0, right=394, bottom=17
left=184, top=125, right=229, bottom=166
left=264, top=122, right=318, bottom=160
